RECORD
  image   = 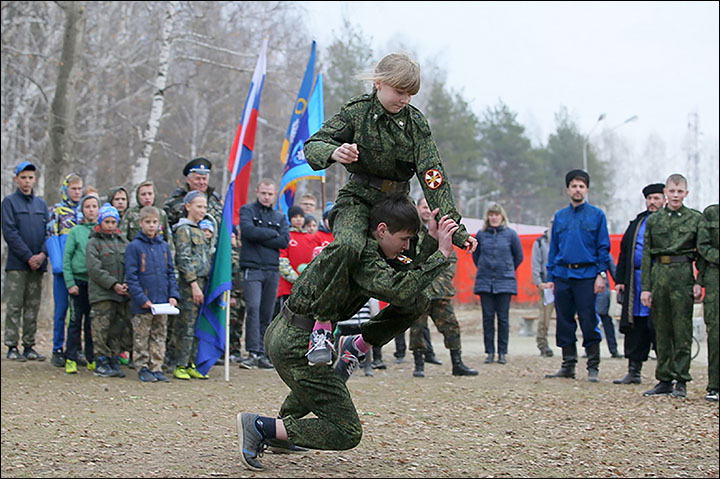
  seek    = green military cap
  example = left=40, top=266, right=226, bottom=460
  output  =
left=183, top=157, right=212, bottom=176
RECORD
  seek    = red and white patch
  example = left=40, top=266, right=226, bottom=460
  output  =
left=396, top=254, right=413, bottom=264
left=424, top=168, right=443, bottom=190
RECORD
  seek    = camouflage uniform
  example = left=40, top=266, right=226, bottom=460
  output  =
left=131, top=312, right=168, bottom=373
left=3, top=270, right=44, bottom=349
left=641, top=204, right=702, bottom=384
left=86, top=227, right=130, bottom=360
left=162, top=183, right=223, bottom=231
left=119, top=180, right=173, bottom=252
left=409, top=248, right=461, bottom=352
left=697, top=204, right=719, bottom=393
left=170, top=220, right=211, bottom=367
left=266, top=231, right=450, bottom=450
left=302, top=92, right=470, bottom=325
left=229, top=243, right=246, bottom=356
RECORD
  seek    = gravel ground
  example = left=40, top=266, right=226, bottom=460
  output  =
left=1, top=306, right=718, bottom=478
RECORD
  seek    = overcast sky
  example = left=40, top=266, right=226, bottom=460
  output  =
left=298, top=1, right=719, bottom=166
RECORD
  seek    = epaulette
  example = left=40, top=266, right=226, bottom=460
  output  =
left=406, top=104, right=431, bottom=137
left=345, top=93, right=372, bottom=108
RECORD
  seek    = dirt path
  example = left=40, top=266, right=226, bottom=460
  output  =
left=1, top=307, right=718, bottom=478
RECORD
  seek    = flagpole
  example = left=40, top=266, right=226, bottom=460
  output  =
left=321, top=176, right=326, bottom=211
left=225, top=290, right=230, bottom=382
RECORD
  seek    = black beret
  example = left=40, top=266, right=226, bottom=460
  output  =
left=565, top=169, right=590, bottom=187
left=287, top=205, right=305, bottom=219
left=642, top=183, right=665, bottom=198
left=183, top=157, right=212, bottom=176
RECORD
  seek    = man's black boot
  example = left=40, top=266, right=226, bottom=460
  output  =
left=450, top=349, right=478, bottom=376
left=586, top=342, right=601, bottom=382
left=613, top=360, right=643, bottom=384
left=643, top=380, right=674, bottom=396
left=545, top=344, right=577, bottom=379
left=412, top=351, right=425, bottom=377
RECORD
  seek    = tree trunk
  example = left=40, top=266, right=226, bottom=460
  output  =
left=43, top=1, right=85, bottom=207
left=129, top=1, right=179, bottom=188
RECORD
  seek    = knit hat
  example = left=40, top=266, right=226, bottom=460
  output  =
left=287, top=205, right=305, bottom=220
left=199, top=219, right=214, bottom=232
left=98, top=203, right=120, bottom=224
left=184, top=190, right=206, bottom=204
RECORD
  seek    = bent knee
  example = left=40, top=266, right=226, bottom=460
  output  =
left=335, top=424, right=363, bottom=450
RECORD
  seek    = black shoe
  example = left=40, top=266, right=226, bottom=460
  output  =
left=51, top=350, right=65, bottom=367
left=239, top=353, right=258, bottom=369
left=497, top=354, right=507, bottom=365
left=671, top=381, right=687, bottom=399
left=236, top=413, right=266, bottom=471
left=108, top=357, right=126, bottom=378
left=539, top=347, right=554, bottom=357
left=257, top=355, right=274, bottom=370
left=395, top=356, right=405, bottom=364
left=138, top=367, right=158, bottom=382
left=424, top=354, right=443, bottom=365
left=705, top=389, right=719, bottom=402
left=545, top=366, right=575, bottom=379
left=23, top=347, right=45, bottom=361
left=643, top=381, right=674, bottom=396
left=153, top=370, right=170, bottom=382
left=484, top=353, right=494, bottom=364
left=588, top=368, right=599, bottom=382
left=93, top=356, right=114, bottom=378
left=611, top=351, right=623, bottom=359
left=371, top=359, right=387, bottom=370
left=451, top=350, right=478, bottom=376
left=6, top=347, right=26, bottom=362
left=412, top=351, right=425, bottom=378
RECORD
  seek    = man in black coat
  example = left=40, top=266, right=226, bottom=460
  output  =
left=612, top=183, right=665, bottom=384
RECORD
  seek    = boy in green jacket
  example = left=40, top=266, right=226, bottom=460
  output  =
left=62, top=193, right=100, bottom=374
left=86, top=203, right=131, bottom=378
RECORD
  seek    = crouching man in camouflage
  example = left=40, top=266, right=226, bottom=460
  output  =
left=236, top=194, right=458, bottom=471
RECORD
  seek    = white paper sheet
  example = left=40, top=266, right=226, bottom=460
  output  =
left=543, top=288, right=555, bottom=306
left=150, top=303, right=180, bottom=315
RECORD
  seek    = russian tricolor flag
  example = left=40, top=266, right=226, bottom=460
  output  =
left=227, top=38, right=268, bottom=225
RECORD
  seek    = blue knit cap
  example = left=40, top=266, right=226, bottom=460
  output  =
left=198, top=219, right=214, bottom=232
left=98, top=203, right=120, bottom=224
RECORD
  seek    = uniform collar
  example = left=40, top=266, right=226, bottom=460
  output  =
left=370, top=93, right=408, bottom=130
left=664, top=204, right=687, bottom=216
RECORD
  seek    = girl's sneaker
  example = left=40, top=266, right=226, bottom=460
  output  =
left=65, top=359, right=78, bottom=374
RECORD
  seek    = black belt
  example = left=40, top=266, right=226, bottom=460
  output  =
left=652, top=255, right=692, bottom=264
left=282, top=303, right=314, bottom=331
left=560, top=262, right=596, bottom=269
left=349, top=172, right=410, bottom=194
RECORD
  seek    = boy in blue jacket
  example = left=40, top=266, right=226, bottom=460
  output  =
left=125, top=206, right=180, bottom=382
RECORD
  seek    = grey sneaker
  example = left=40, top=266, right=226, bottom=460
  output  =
left=239, top=353, right=259, bottom=370
left=671, top=381, right=687, bottom=399
left=306, top=329, right=334, bottom=366
left=705, top=389, right=719, bottom=402
left=334, top=335, right=364, bottom=382
left=6, top=347, right=27, bottom=362
left=236, top=413, right=266, bottom=471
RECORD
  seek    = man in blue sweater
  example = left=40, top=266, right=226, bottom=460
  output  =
left=238, top=179, right=290, bottom=370
left=544, top=169, right=610, bottom=382
left=2, top=161, right=48, bottom=361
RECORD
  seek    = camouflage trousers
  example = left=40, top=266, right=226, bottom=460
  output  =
left=131, top=312, right=167, bottom=372
left=109, top=313, right=133, bottom=354
left=650, top=263, right=695, bottom=383
left=3, top=269, right=43, bottom=348
left=409, top=298, right=461, bottom=351
left=91, top=300, right=130, bottom=359
left=167, top=277, right=206, bottom=367
left=535, top=287, right=554, bottom=350
left=229, top=286, right=245, bottom=355
left=704, top=268, right=718, bottom=391
left=264, top=314, right=362, bottom=451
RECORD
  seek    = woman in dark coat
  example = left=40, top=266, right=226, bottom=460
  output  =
left=472, top=203, right=524, bottom=364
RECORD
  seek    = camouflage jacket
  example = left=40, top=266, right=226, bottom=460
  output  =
left=119, top=181, right=173, bottom=248
left=173, top=218, right=211, bottom=283
left=163, top=183, right=223, bottom=230
left=697, top=204, right=719, bottom=287
left=641, top=204, right=702, bottom=290
left=86, top=226, right=129, bottom=304
left=303, top=91, right=469, bottom=248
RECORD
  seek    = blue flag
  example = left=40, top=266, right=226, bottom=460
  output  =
left=277, top=73, right=325, bottom=214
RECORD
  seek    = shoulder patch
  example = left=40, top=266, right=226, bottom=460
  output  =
left=396, top=254, right=413, bottom=264
left=424, top=168, right=444, bottom=190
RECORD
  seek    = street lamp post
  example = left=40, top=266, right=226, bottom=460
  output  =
left=583, top=113, right=606, bottom=173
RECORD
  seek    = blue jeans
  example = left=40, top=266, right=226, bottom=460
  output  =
left=479, top=293, right=511, bottom=354
left=243, top=268, right=279, bottom=356
left=554, top=278, right=602, bottom=348
left=52, top=273, right=69, bottom=352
